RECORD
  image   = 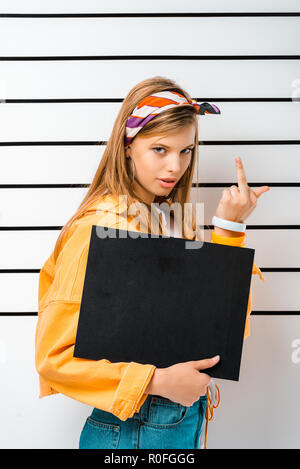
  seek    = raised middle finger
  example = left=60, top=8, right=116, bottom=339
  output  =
left=235, top=157, right=249, bottom=196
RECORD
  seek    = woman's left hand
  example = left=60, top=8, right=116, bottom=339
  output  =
left=215, top=156, right=270, bottom=223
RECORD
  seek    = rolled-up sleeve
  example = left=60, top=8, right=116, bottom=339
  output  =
left=35, top=221, right=156, bottom=421
left=210, top=230, right=265, bottom=340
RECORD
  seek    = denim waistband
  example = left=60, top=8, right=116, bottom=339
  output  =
left=90, top=393, right=207, bottom=425
left=136, top=394, right=207, bottom=422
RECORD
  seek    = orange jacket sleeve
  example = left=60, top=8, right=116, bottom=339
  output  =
left=210, top=230, right=265, bottom=340
left=35, top=221, right=156, bottom=421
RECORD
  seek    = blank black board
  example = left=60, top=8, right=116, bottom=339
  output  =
left=73, top=225, right=255, bottom=381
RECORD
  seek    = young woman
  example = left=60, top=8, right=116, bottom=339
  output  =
left=35, top=76, right=267, bottom=450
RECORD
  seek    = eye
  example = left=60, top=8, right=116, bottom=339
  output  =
left=152, top=147, right=193, bottom=154
left=152, top=147, right=166, bottom=154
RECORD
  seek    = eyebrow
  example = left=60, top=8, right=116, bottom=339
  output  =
left=152, top=143, right=195, bottom=149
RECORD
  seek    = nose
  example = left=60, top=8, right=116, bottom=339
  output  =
left=165, top=153, right=182, bottom=174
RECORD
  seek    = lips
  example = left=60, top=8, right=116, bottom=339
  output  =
left=157, top=178, right=178, bottom=188
left=158, top=178, right=177, bottom=182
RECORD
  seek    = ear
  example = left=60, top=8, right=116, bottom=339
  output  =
left=125, top=145, right=131, bottom=158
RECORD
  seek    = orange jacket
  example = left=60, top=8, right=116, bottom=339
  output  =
left=35, top=193, right=265, bottom=422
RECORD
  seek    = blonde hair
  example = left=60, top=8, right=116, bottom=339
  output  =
left=53, top=76, right=207, bottom=262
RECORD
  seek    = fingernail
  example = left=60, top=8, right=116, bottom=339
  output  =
left=212, top=355, right=220, bottom=362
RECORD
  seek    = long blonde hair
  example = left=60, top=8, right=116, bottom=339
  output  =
left=53, top=76, right=206, bottom=262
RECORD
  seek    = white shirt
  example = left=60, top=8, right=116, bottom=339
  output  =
left=154, top=205, right=181, bottom=238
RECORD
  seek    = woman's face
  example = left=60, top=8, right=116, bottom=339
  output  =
left=125, top=124, right=196, bottom=205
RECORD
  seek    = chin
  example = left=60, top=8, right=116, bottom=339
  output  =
left=154, top=189, right=170, bottom=198
left=154, top=191, right=172, bottom=201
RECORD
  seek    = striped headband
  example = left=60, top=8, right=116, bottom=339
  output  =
left=124, top=90, right=221, bottom=146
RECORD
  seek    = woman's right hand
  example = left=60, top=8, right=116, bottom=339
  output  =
left=145, top=355, right=220, bottom=407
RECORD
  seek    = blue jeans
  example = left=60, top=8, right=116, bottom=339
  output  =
left=79, top=394, right=207, bottom=449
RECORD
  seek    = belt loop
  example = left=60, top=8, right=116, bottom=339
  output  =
left=139, top=394, right=152, bottom=423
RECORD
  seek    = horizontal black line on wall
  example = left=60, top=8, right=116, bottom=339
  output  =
left=0, top=268, right=298, bottom=274
left=0, top=140, right=300, bottom=147
left=0, top=311, right=299, bottom=317
left=0, top=13, right=300, bottom=18
left=1, top=98, right=299, bottom=104
left=195, top=183, right=300, bottom=187
left=249, top=311, right=300, bottom=315
left=0, top=55, right=300, bottom=61
left=0, top=225, right=299, bottom=231
left=0, top=183, right=298, bottom=189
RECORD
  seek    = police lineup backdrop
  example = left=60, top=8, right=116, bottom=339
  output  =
left=0, top=0, right=299, bottom=449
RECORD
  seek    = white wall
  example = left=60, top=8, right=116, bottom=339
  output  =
left=0, top=0, right=299, bottom=449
